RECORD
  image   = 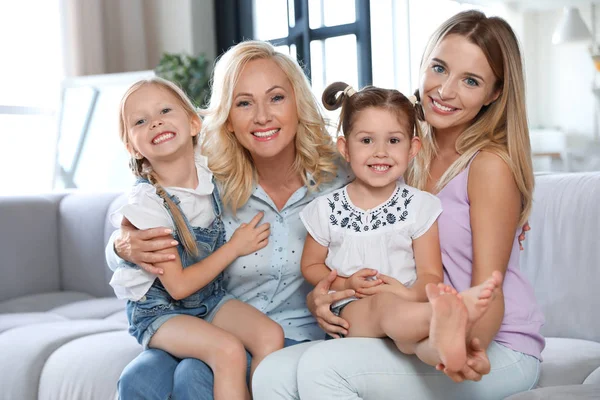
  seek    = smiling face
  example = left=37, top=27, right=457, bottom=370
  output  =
left=338, top=107, right=420, bottom=193
left=419, top=34, right=500, bottom=137
left=124, top=84, right=199, bottom=165
left=226, top=58, right=299, bottom=162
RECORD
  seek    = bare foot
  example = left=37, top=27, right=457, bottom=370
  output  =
left=457, top=271, right=503, bottom=326
left=426, top=283, right=468, bottom=373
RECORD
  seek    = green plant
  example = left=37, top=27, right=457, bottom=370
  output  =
left=155, top=53, right=212, bottom=108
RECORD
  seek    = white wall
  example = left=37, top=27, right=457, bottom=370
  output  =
left=523, top=6, right=598, bottom=138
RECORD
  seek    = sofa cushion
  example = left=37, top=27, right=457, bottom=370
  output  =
left=51, top=297, right=126, bottom=319
left=0, top=313, right=67, bottom=334
left=504, top=384, right=600, bottom=400
left=520, top=173, right=600, bottom=343
left=0, top=320, right=128, bottom=400
left=39, top=330, right=141, bottom=400
left=584, top=367, right=600, bottom=384
left=538, top=337, right=600, bottom=387
left=0, top=195, right=64, bottom=303
left=0, top=291, right=94, bottom=314
left=59, top=192, right=122, bottom=298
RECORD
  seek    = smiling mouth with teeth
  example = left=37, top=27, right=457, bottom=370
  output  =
left=152, top=132, right=176, bottom=144
left=369, top=164, right=391, bottom=172
left=432, top=99, right=457, bottom=112
left=252, top=128, right=280, bottom=138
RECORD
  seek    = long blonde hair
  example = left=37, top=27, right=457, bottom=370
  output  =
left=118, top=77, right=200, bottom=257
left=201, top=40, right=339, bottom=212
left=407, top=10, right=533, bottom=225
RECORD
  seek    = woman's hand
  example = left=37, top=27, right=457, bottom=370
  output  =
left=115, top=218, right=178, bottom=275
left=306, top=270, right=355, bottom=338
left=518, top=222, right=531, bottom=251
left=437, top=338, right=490, bottom=382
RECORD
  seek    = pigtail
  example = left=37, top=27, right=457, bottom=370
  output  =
left=136, top=161, right=199, bottom=258
left=322, top=81, right=351, bottom=111
left=413, top=89, right=425, bottom=122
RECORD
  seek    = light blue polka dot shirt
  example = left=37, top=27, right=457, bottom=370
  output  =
left=222, top=163, right=352, bottom=341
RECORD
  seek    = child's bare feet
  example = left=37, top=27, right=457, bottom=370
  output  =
left=426, top=283, right=468, bottom=373
left=457, top=271, right=503, bottom=326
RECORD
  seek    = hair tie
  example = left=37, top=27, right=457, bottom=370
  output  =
left=344, top=85, right=356, bottom=97
left=408, top=95, right=418, bottom=106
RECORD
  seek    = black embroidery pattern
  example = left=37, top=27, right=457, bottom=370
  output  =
left=324, top=186, right=415, bottom=231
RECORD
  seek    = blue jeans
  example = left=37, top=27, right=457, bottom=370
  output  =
left=118, top=337, right=306, bottom=400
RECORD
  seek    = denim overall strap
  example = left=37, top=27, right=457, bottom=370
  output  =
left=134, top=177, right=195, bottom=239
left=209, top=178, right=223, bottom=219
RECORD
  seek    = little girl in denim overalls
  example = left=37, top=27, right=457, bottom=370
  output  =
left=109, top=77, right=284, bottom=400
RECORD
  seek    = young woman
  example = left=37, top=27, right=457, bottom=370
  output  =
left=252, top=10, right=544, bottom=400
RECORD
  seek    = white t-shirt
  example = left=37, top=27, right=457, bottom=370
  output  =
left=299, top=181, right=442, bottom=286
left=109, top=154, right=216, bottom=301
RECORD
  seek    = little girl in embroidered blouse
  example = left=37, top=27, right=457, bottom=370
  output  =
left=110, top=77, right=283, bottom=400
left=300, top=82, right=502, bottom=372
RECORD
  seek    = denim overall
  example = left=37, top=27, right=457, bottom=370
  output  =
left=125, top=179, right=229, bottom=348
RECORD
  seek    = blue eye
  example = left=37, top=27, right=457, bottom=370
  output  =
left=236, top=100, right=250, bottom=107
left=432, top=64, right=445, bottom=74
left=465, top=77, right=479, bottom=87
left=161, top=108, right=172, bottom=114
left=272, top=94, right=284, bottom=102
left=134, top=119, right=145, bottom=126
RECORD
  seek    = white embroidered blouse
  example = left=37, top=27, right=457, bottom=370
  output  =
left=299, top=181, right=442, bottom=285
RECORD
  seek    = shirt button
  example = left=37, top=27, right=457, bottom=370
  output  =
left=277, top=215, right=283, bottom=222
left=140, top=296, right=146, bottom=302
left=262, top=295, right=268, bottom=301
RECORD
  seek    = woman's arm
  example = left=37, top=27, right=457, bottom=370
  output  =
left=467, top=151, right=521, bottom=348
left=157, top=212, right=269, bottom=300
left=111, top=219, right=178, bottom=274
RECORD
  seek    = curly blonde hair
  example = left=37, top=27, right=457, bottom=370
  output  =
left=200, top=40, right=339, bottom=213
left=407, top=10, right=534, bottom=225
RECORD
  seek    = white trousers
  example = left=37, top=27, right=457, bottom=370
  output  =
left=252, top=338, right=540, bottom=400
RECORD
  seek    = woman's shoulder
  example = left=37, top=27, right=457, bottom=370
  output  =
left=469, top=150, right=515, bottom=187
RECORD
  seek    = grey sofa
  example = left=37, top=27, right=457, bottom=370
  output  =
left=1, top=173, right=599, bottom=400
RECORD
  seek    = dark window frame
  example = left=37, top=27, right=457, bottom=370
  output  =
left=215, top=0, right=372, bottom=87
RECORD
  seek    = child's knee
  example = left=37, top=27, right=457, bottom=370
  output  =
left=256, top=322, right=285, bottom=356
left=213, top=334, right=247, bottom=369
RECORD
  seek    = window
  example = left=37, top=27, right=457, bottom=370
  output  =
left=0, top=1, right=63, bottom=195
left=253, top=0, right=372, bottom=96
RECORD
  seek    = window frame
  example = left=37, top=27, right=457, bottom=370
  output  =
left=215, top=0, right=373, bottom=87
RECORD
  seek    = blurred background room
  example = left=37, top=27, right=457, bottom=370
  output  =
left=2, top=0, right=599, bottom=196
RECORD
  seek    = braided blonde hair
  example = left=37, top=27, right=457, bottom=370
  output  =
left=119, top=77, right=200, bottom=257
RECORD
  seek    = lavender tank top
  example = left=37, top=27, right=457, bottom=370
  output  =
left=436, top=154, right=545, bottom=359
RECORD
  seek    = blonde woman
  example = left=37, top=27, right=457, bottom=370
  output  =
left=253, top=10, right=544, bottom=400
left=106, top=40, right=351, bottom=399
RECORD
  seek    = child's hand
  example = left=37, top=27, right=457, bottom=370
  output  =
left=357, top=274, right=411, bottom=299
left=229, top=212, right=270, bottom=257
left=344, top=268, right=382, bottom=294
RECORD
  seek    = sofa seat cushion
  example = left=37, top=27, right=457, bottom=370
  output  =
left=538, top=337, right=600, bottom=387
left=0, top=320, right=129, bottom=400
left=0, top=291, right=94, bottom=313
left=504, top=383, right=600, bottom=400
left=584, top=367, right=600, bottom=384
left=0, top=294, right=126, bottom=333
left=39, top=330, right=141, bottom=400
